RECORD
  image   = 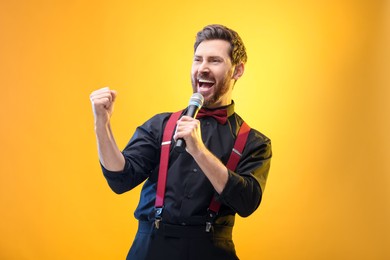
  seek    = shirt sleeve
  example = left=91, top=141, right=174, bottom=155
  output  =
left=101, top=113, right=169, bottom=194
left=216, top=129, right=272, bottom=217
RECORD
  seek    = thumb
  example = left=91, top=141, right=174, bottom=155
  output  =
left=110, top=90, right=118, bottom=103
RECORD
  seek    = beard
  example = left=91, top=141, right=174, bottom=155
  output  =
left=203, top=77, right=230, bottom=107
left=191, top=71, right=233, bottom=108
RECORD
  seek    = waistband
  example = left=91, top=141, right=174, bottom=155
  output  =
left=137, top=221, right=233, bottom=239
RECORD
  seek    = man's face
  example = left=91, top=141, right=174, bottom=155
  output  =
left=191, top=40, right=236, bottom=108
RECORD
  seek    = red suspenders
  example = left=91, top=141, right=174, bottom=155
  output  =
left=154, top=110, right=251, bottom=231
left=155, top=111, right=182, bottom=210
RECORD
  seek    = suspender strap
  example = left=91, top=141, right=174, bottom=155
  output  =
left=206, top=121, right=251, bottom=230
left=154, top=111, right=182, bottom=229
left=155, top=110, right=182, bottom=208
left=226, top=122, right=251, bottom=171
left=154, top=111, right=251, bottom=230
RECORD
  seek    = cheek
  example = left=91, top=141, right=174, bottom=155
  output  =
left=190, top=69, right=197, bottom=80
left=216, top=66, right=231, bottom=78
left=191, top=64, right=198, bottom=74
left=222, top=69, right=234, bottom=81
left=215, top=71, right=228, bottom=83
left=190, top=75, right=197, bottom=92
left=190, top=67, right=196, bottom=80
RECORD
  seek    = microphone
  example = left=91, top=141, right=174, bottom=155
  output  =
left=174, top=93, right=204, bottom=153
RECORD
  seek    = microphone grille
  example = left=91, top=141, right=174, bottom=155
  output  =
left=189, top=93, right=204, bottom=108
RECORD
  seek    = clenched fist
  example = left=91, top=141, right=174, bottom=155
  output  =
left=90, top=87, right=117, bottom=125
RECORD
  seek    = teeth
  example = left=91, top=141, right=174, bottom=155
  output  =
left=198, top=79, right=215, bottom=83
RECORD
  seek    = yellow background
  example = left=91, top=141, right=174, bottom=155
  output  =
left=1, top=0, right=389, bottom=259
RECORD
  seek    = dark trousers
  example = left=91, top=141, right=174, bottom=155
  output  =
left=126, top=221, right=239, bottom=260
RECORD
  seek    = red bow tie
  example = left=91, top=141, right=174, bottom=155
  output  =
left=196, top=108, right=228, bottom=124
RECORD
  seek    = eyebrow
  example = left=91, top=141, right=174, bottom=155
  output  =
left=193, top=55, right=224, bottom=60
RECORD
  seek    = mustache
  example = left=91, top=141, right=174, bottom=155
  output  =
left=196, top=73, right=214, bottom=81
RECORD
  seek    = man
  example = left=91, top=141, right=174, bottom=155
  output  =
left=90, top=24, right=272, bottom=260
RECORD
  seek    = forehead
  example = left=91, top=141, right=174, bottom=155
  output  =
left=194, top=39, right=231, bottom=58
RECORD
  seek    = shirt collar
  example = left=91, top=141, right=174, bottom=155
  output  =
left=202, top=101, right=235, bottom=118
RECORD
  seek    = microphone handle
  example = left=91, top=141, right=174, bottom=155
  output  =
left=174, top=105, right=200, bottom=153
left=174, top=139, right=186, bottom=153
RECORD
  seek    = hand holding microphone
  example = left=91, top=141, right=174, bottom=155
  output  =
left=174, top=93, right=204, bottom=153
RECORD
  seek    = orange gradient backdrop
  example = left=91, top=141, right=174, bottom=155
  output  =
left=0, top=0, right=389, bottom=259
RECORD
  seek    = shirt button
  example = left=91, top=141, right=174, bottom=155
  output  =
left=192, top=168, right=198, bottom=173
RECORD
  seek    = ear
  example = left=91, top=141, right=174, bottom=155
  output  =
left=233, top=62, right=245, bottom=80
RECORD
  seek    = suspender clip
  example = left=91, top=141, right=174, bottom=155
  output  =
left=205, top=209, right=217, bottom=232
left=154, top=218, right=161, bottom=229
left=154, top=207, right=163, bottom=229
left=205, top=222, right=212, bottom=232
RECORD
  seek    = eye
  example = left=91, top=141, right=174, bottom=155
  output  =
left=193, top=57, right=202, bottom=62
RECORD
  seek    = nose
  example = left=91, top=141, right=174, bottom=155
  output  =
left=198, top=60, right=210, bottom=73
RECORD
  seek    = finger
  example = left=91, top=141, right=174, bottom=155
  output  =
left=95, top=86, right=110, bottom=93
left=90, top=95, right=112, bottom=108
left=178, top=115, right=195, bottom=122
left=110, top=90, right=117, bottom=103
left=90, top=86, right=109, bottom=97
left=174, top=119, right=199, bottom=139
left=92, top=91, right=112, bottom=101
left=174, top=121, right=187, bottom=140
left=90, top=88, right=115, bottom=104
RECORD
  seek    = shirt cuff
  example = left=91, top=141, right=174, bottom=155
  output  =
left=100, top=161, right=126, bottom=178
left=215, top=169, right=244, bottom=202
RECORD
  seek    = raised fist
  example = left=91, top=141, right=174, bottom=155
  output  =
left=90, top=87, right=117, bottom=124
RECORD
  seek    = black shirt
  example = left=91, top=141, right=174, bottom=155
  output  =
left=101, top=103, right=272, bottom=227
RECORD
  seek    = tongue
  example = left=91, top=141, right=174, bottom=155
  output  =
left=200, top=82, right=214, bottom=88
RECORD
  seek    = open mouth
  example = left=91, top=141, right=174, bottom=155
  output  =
left=198, top=78, right=215, bottom=91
